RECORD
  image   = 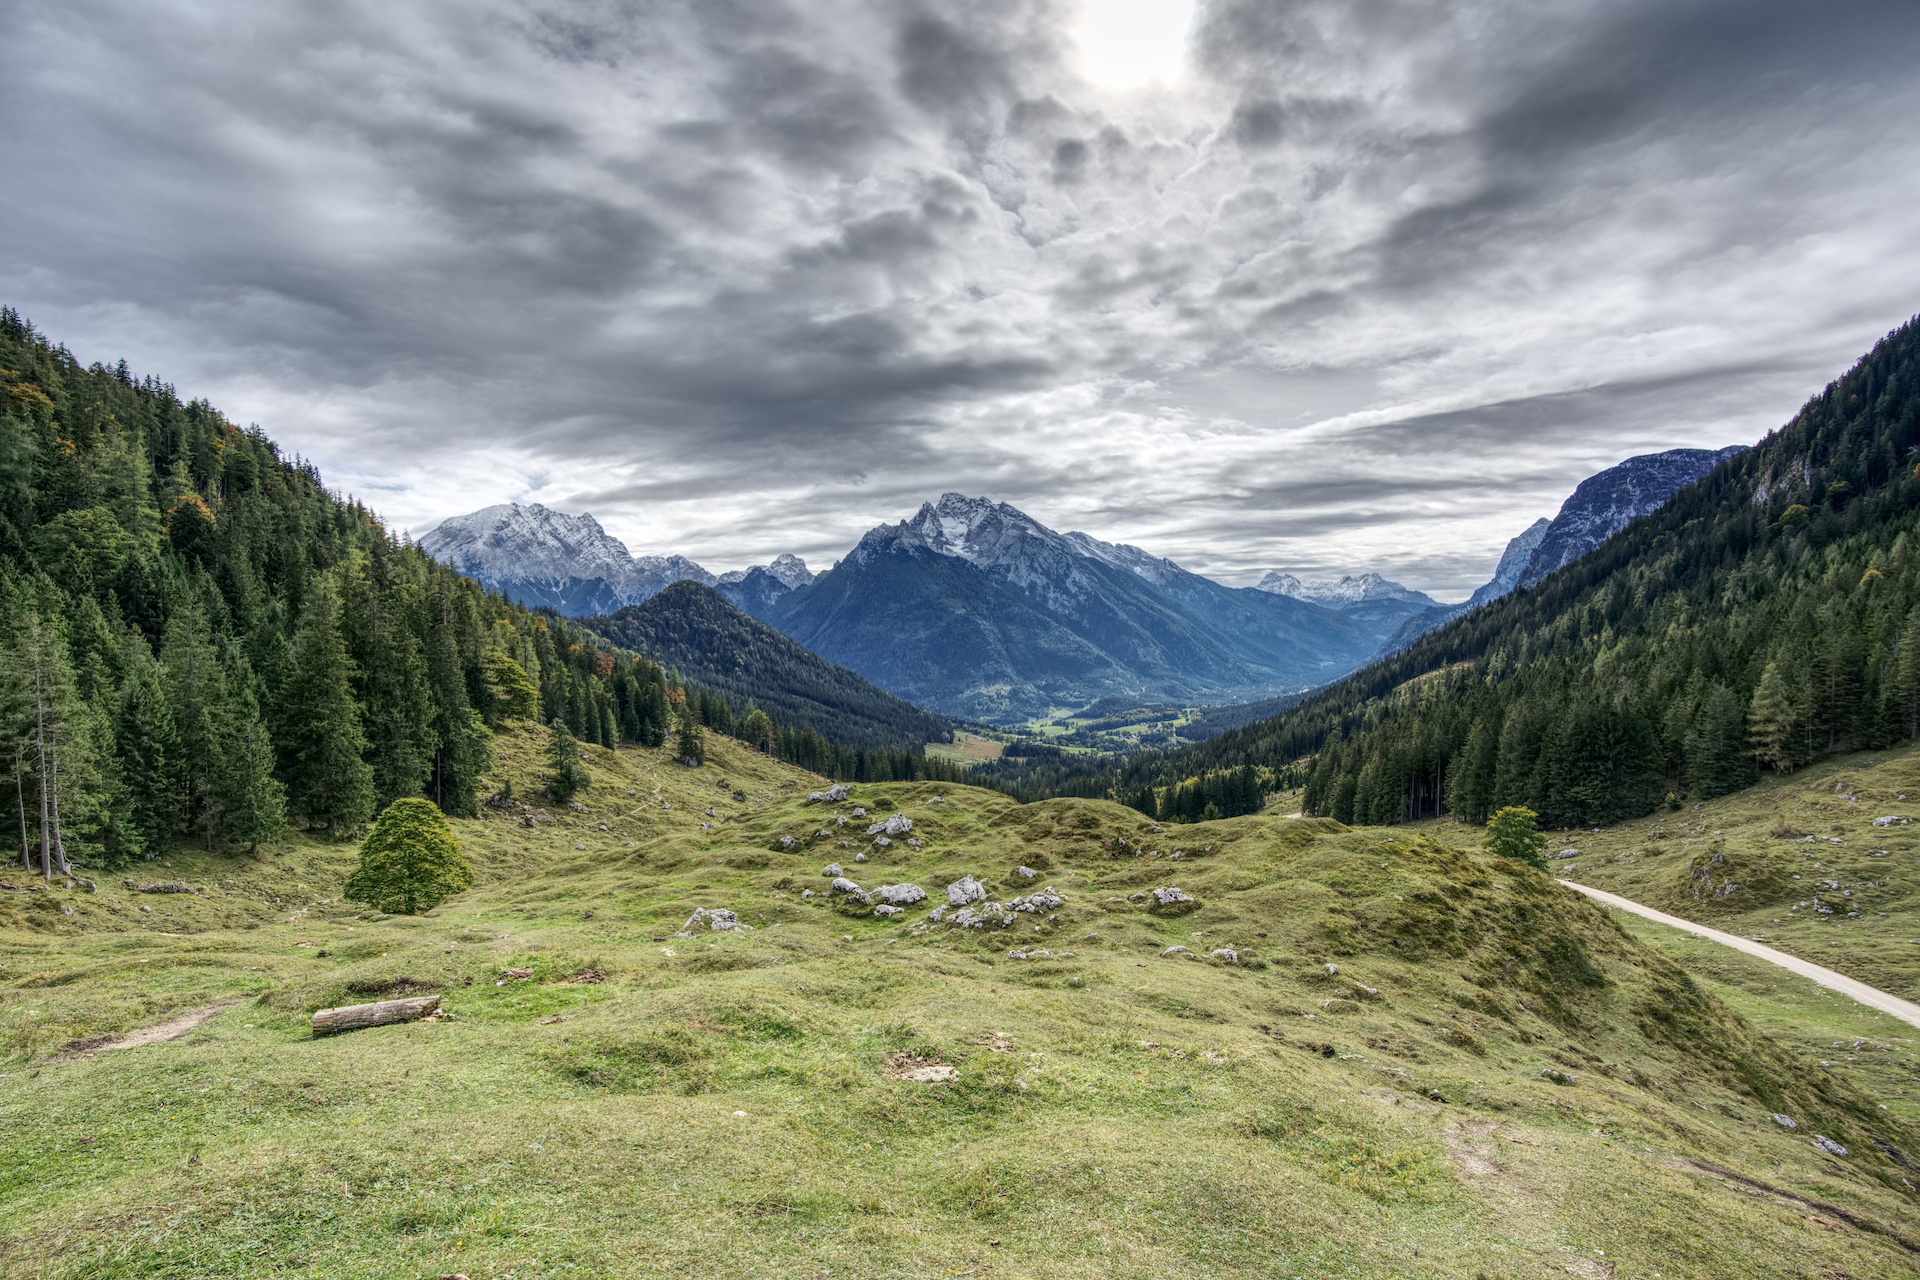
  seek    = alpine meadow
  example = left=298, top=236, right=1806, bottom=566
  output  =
left=9, top=1, right=1920, bottom=1277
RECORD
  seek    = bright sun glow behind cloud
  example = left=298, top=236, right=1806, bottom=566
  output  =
left=1073, top=0, right=1195, bottom=88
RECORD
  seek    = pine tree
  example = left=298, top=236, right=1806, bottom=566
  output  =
left=544, top=718, right=589, bottom=802
left=114, top=635, right=182, bottom=852
left=210, top=651, right=285, bottom=852
left=160, top=606, right=227, bottom=846
left=347, top=572, right=434, bottom=808
left=675, top=706, right=704, bottom=767
left=274, top=578, right=374, bottom=837
left=1748, top=661, right=1796, bottom=773
left=427, top=601, right=492, bottom=817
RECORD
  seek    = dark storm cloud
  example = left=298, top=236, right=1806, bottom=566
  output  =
left=3, top=0, right=1920, bottom=589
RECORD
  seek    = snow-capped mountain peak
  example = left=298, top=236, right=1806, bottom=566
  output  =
left=418, top=501, right=715, bottom=615
left=1255, top=570, right=1436, bottom=610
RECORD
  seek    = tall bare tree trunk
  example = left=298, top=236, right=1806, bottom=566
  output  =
left=14, top=766, right=26, bottom=870
left=48, top=743, right=70, bottom=876
left=33, top=650, right=50, bottom=882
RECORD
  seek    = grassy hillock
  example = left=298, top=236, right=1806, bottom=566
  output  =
left=1448, top=745, right=1920, bottom=1005
left=3, top=728, right=1917, bottom=1278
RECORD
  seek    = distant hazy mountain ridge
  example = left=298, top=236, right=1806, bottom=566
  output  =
left=1254, top=571, right=1435, bottom=610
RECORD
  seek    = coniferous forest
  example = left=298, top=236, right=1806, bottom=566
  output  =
left=0, top=310, right=958, bottom=875
left=1017, top=316, right=1920, bottom=827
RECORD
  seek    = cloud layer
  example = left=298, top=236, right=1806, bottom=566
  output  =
left=5, top=0, right=1919, bottom=596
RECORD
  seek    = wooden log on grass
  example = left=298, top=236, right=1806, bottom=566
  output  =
left=311, top=995, right=440, bottom=1036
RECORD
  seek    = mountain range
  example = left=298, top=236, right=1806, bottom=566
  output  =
left=423, top=447, right=1745, bottom=723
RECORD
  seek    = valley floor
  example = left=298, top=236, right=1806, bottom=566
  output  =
left=2, top=728, right=1917, bottom=1279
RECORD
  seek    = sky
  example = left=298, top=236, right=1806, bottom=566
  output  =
left=5, top=0, right=1920, bottom=599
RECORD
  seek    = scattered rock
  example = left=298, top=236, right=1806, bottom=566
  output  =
left=875, top=883, right=927, bottom=906
left=1008, top=947, right=1052, bottom=960
left=1160, top=945, right=1191, bottom=957
left=885, top=1053, right=959, bottom=1083
left=800, top=889, right=815, bottom=899
left=836, top=815, right=848, bottom=827
left=854, top=851, right=867, bottom=863
left=824, top=863, right=844, bottom=877
left=1147, top=886, right=1196, bottom=914
left=567, top=801, right=587, bottom=812
left=852, top=807, right=867, bottom=817
left=1209, top=946, right=1239, bottom=963
left=126, top=880, right=191, bottom=894
left=1772, top=1113, right=1797, bottom=1129
left=946, top=876, right=988, bottom=906
left=1813, top=1135, right=1849, bottom=1157
left=874, top=836, right=891, bottom=848
left=1324, top=963, right=1339, bottom=975
left=777, top=836, right=799, bottom=851
left=1015, top=865, right=1038, bottom=879
left=874, top=904, right=902, bottom=916
left=676, top=907, right=750, bottom=935
left=1009, top=887, right=1065, bottom=912
left=830, top=876, right=869, bottom=903
left=496, top=967, right=534, bottom=985
left=807, top=783, right=851, bottom=803
left=867, top=814, right=913, bottom=837
left=1557, top=848, right=1579, bottom=859
left=1540, top=1068, right=1576, bottom=1086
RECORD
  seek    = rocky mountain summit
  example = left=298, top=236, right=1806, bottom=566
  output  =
left=752, top=493, right=1378, bottom=720
left=1381, top=446, right=1745, bottom=654
left=418, top=502, right=809, bottom=616
left=418, top=502, right=715, bottom=615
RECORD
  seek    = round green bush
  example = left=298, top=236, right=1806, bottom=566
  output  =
left=343, top=798, right=474, bottom=915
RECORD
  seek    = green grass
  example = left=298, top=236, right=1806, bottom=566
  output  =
left=1415, top=745, right=1920, bottom=1003
left=3, top=726, right=1918, bottom=1278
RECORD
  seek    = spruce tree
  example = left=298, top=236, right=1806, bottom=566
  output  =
left=211, top=651, right=285, bottom=852
left=675, top=706, right=704, bottom=767
left=1748, top=661, right=1796, bottom=773
left=544, top=718, right=589, bottom=802
left=160, top=606, right=227, bottom=845
left=348, top=573, right=434, bottom=808
left=114, top=635, right=182, bottom=852
left=426, top=602, right=492, bottom=817
left=274, top=578, right=374, bottom=837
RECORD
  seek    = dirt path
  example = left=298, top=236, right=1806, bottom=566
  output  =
left=1561, top=880, right=1920, bottom=1032
left=56, top=999, right=246, bottom=1059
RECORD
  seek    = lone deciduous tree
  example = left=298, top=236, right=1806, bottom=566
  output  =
left=1484, top=805, right=1548, bottom=870
left=342, top=798, right=473, bottom=915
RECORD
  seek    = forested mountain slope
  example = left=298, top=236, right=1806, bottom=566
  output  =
left=583, top=582, right=951, bottom=751
left=0, top=310, right=953, bottom=873
left=1032, top=316, right=1920, bottom=827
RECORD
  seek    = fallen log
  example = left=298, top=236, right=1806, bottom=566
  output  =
left=311, top=995, right=440, bottom=1036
